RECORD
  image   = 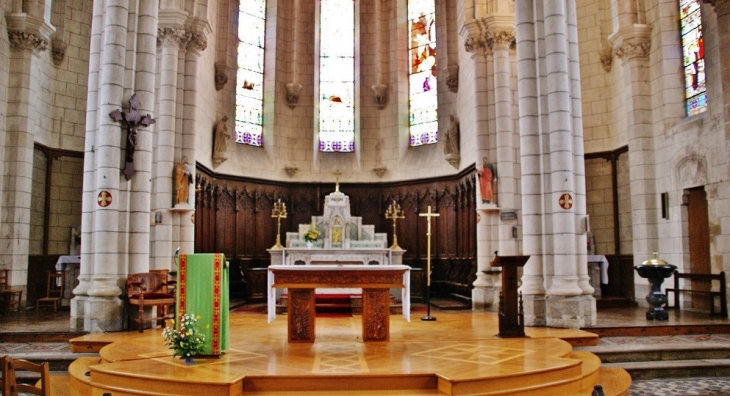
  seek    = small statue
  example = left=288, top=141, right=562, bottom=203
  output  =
left=212, top=115, right=230, bottom=167
left=174, top=156, right=193, bottom=206
left=444, top=115, right=460, bottom=156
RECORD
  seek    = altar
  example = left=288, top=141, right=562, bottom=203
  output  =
left=267, top=265, right=411, bottom=342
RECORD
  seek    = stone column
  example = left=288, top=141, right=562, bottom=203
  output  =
left=153, top=25, right=189, bottom=271
left=128, top=0, right=159, bottom=275
left=516, top=0, right=594, bottom=328
left=72, top=0, right=104, bottom=330
left=2, top=10, right=53, bottom=298
left=177, top=29, right=208, bottom=254
left=82, top=0, right=132, bottom=332
left=608, top=1, right=657, bottom=268
left=462, top=19, right=500, bottom=311
left=486, top=25, right=518, bottom=257
left=515, top=0, right=547, bottom=326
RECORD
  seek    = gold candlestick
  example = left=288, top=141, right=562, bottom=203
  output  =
left=419, top=205, right=440, bottom=321
left=385, top=200, right=405, bottom=250
left=271, top=199, right=287, bottom=250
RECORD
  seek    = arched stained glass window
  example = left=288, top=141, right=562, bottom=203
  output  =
left=235, top=0, right=266, bottom=146
left=319, top=0, right=355, bottom=153
left=680, top=0, right=707, bottom=116
left=408, top=0, right=438, bottom=147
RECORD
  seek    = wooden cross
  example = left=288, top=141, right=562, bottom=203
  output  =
left=419, top=205, right=440, bottom=286
left=109, top=93, right=156, bottom=180
left=333, top=170, right=342, bottom=192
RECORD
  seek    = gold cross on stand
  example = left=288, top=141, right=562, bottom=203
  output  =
left=385, top=200, right=405, bottom=250
left=419, top=205, right=440, bottom=321
left=333, top=170, right=342, bottom=193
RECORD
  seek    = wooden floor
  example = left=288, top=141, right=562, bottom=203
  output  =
left=67, top=311, right=631, bottom=396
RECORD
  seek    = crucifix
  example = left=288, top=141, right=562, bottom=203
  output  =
left=333, top=170, right=342, bottom=192
left=109, top=93, right=156, bottom=180
left=419, top=205, right=440, bottom=321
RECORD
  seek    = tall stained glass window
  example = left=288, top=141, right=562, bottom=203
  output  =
left=408, top=0, right=438, bottom=146
left=680, top=0, right=707, bottom=116
left=319, top=0, right=355, bottom=152
left=235, top=0, right=266, bottom=146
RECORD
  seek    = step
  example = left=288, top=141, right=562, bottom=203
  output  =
left=585, top=343, right=730, bottom=363
left=602, top=359, right=730, bottom=380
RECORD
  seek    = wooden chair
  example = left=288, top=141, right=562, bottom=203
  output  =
left=36, top=272, right=65, bottom=312
left=0, top=269, right=23, bottom=314
left=1, top=355, right=51, bottom=396
left=126, top=272, right=176, bottom=333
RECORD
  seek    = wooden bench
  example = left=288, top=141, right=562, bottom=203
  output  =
left=665, top=271, right=728, bottom=318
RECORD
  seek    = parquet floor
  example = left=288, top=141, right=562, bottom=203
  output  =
left=66, top=311, right=611, bottom=395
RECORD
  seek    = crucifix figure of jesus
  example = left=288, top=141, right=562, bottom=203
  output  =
left=109, top=93, right=156, bottom=180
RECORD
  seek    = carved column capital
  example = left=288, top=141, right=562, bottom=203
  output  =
left=215, top=61, right=229, bottom=91
left=157, top=26, right=191, bottom=49
left=710, top=0, right=730, bottom=16
left=486, top=30, right=516, bottom=51
left=461, top=19, right=488, bottom=55
left=609, top=24, right=652, bottom=61
left=51, top=35, right=67, bottom=65
left=614, top=42, right=650, bottom=60
left=8, top=31, right=49, bottom=52
left=186, top=31, right=208, bottom=53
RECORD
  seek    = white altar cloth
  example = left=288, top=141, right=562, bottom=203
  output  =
left=587, top=255, right=609, bottom=284
left=267, top=264, right=411, bottom=323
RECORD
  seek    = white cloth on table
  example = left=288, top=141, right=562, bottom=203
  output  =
left=55, top=255, right=80, bottom=286
left=587, top=255, right=609, bottom=284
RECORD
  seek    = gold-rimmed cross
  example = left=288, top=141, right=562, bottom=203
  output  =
left=419, top=205, right=439, bottom=321
left=385, top=200, right=405, bottom=250
left=333, top=170, right=342, bottom=193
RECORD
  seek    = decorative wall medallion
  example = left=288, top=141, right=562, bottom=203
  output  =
left=191, top=213, right=195, bottom=224
left=558, top=194, right=573, bottom=210
left=476, top=212, right=481, bottom=224
left=97, top=191, right=113, bottom=207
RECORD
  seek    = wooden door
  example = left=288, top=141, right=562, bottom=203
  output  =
left=687, top=187, right=711, bottom=311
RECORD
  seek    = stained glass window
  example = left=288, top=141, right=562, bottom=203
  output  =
left=318, top=0, right=355, bottom=153
left=408, top=0, right=438, bottom=147
left=680, top=0, right=707, bottom=116
left=235, top=0, right=266, bottom=146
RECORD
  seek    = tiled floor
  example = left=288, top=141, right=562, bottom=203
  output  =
left=2, top=306, right=730, bottom=395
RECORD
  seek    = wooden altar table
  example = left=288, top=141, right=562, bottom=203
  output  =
left=267, top=265, right=410, bottom=342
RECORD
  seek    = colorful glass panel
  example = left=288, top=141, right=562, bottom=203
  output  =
left=235, top=0, right=266, bottom=146
left=408, top=0, right=438, bottom=146
left=319, top=0, right=355, bottom=153
left=679, top=0, right=707, bottom=116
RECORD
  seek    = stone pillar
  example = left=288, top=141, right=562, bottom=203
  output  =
left=608, top=1, right=657, bottom=268
left=516, top=0, right=547, bottom=326
left=486, top=25, right=518, bottom=257
left=128, top=0, right=159, bottom=275
left=177, top=29, right=208, bottom=254
left=81, top=0, right=132, bottom=332
left=72, top=0, right=104, bottom=330
left=515, top=0, right=594, bottom=328
left=2, top=10, right=53, bottom=299
left=153, top=25, right=189, bottom=271
left=462, top=19, right=500, bottom=311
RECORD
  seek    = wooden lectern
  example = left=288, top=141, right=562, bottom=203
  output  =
left=491, top=253, right=530, bottom=338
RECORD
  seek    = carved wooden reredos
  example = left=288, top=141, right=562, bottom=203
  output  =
left=194, top=164, right=478, bottom=298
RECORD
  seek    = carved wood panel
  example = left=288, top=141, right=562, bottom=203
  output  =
left=195, top=165, right=478, bottom=301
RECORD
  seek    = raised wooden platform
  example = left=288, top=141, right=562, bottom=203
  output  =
left=67, top=311, right=630, bottom=395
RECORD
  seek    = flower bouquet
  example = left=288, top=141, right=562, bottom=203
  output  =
left=303, top=225, right=320, bottom=243
left=162, top=313, right=207, bottom=363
